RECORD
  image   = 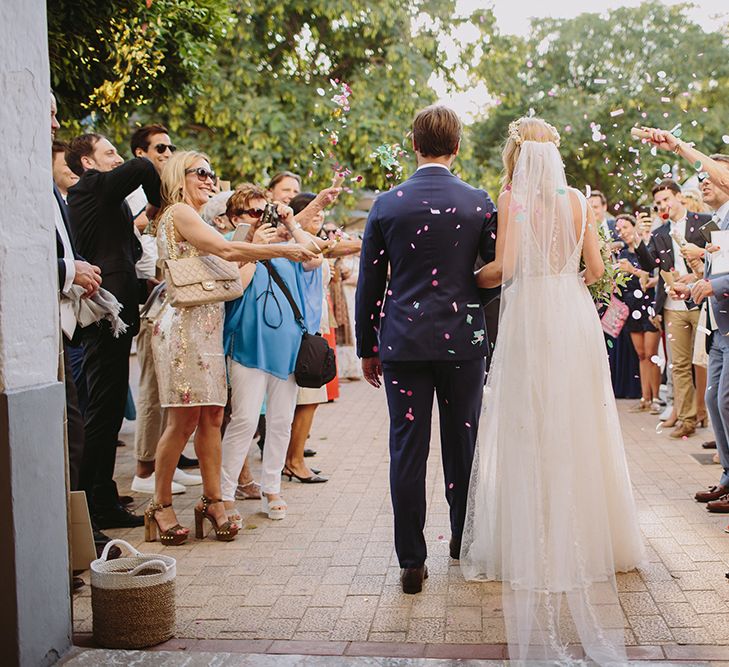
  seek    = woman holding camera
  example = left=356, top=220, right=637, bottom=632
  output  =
left=220, top=184, right=323, bottom=522
left=147, top=155, right=315, bottom=546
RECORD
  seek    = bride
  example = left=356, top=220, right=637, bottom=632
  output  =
left=461, top=117, right=645, bottom=664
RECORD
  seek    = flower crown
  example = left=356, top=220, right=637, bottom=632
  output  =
left=508, top=118, right=561, bottom=148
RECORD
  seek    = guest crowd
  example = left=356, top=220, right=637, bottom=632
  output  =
left=51, top=84, right=729, bottom=583
left=50, top=93, right=362, bottom=568
left=595, top=131, right=729, bottom=528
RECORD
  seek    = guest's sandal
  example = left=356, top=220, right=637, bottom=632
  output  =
left=144, top=502, right=189, bottom=545
left=194, top=495, right=239, bottom=541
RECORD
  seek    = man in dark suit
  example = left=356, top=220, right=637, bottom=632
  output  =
left=51, top=96, right=101, bottom=488
left=635, top=178, right=710, bottom=438
left=51, top=95, right=118, bottom=570
left=66, top=133, right=161, bottom=529
left=356, top=105, right=495, bottom=594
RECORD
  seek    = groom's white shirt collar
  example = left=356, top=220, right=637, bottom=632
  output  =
left=415, top=162, right=451, bottom=172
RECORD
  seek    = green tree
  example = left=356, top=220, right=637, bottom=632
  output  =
left=48, top=0, right=232, bottom=129
left=154, top=0, right=472, bottom=191
left=468, top=1, right=729, bottom=209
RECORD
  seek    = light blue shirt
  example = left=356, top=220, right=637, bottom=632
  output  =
left=224, top=257, right=307, bottom=380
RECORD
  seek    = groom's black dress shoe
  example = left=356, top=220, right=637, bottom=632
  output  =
left=449, top=536, right=461, bottom=560
left=401, top=565, right=428, bottom=594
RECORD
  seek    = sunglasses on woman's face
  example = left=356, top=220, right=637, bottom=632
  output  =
left=154, top=143, right=177, bottom=154
left=185, top=167, right=217, bottom=184
left=234, top=208, right=265, bottom=219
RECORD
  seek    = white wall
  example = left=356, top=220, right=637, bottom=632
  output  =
left=0, top=0, right=59, bottom=392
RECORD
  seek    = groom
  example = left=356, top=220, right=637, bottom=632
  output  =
left=355, top=105, right=496, bottom=594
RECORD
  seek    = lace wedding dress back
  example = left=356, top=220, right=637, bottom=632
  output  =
left=461, top=141, right=645, bottom=665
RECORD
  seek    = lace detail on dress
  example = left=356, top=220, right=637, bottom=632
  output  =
left=151, top=206, right=227, bottom=407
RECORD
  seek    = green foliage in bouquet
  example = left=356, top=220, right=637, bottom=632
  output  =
left=583, top=224, right=631, bottom=307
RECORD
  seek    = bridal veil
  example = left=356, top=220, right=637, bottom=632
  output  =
left=461, top=138, right=645, bottom=665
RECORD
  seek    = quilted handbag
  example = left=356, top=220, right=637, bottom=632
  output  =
left=162, top=209, right=243, bottom=308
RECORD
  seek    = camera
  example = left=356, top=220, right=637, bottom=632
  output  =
left=261, top=203, right=282, bottom=228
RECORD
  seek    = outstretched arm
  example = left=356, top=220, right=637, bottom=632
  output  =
left=170, top=204, right=316, bottom=264
left=643, top=128, right=729, bottom=196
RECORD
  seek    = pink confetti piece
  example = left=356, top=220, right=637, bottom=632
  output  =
left=452, top=302, right=458, bottom=312
left=397, top=190, right=403, bottom=197
left=444, top=333, right=450, bottom=340
left=448, top=483, right=454, bottom=489
left=465, top=422, right=471, bottom=428
left=432, top=280, right=439, bottom=287
left=430, top=209, right=441, bottom=215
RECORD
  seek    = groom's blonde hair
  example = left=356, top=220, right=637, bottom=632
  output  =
left=501, top=117, right=561, bottom=190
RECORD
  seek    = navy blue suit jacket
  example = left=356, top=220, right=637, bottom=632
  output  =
left=355, top=166, right=496, bottom=362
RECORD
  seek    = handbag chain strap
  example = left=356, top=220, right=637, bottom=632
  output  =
left=262, top=261, right=307, bottom=333
left=164, top=207, right=178, bottom=262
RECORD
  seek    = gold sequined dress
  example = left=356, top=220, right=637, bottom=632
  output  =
left=151, top=207, right=227, bottom=407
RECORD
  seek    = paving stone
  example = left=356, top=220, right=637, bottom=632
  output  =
left=621, top=592, right=660, bottom=616
left=74, top=380, right=729, bottom=651
left=297, top=607, right=341, bottom=632
left=629, top=615, right=674, bottom=643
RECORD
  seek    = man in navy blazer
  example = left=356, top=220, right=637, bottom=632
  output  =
left=355, top=106, right=496, bottom=593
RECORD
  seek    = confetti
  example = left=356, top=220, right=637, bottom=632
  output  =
left=610, top=108, right=624, bottom=117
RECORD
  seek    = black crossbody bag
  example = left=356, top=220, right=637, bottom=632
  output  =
left=263, top=261, right=337, bottom=388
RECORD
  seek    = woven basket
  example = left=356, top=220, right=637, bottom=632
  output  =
left=90, top=539, right=176, bottom=649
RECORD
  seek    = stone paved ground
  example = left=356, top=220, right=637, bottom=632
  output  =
left=72, top=360, right=729, bottom=663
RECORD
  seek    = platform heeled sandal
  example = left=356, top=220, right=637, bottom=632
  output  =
left=194, top=495, right=239, bottom=541
left=144, top=502, right=189, bottom=546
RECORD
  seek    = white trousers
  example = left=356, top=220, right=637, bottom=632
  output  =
left=221, top=362, right=298, bottom=500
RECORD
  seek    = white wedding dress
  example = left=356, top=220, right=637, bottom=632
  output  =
left=460, top=141, right=645, bottom=665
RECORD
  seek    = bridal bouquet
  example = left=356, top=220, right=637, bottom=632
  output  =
left=582, top=225, right=630, bottom=307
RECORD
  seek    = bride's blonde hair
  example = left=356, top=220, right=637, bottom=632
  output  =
left=501, top=117, right=561, bottom=189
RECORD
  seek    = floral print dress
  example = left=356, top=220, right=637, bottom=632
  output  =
left=151, top=207, right=227, bottom=407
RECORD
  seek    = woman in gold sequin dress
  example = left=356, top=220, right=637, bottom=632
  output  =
left=147, top=151, right=316, bottom=545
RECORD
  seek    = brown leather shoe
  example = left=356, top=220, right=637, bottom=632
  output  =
left=695, top=485, right=729, bottom=503
left=400, top=565, right=428, bottom=594
left=670, top=422, right=695, bottom=439
left=702, top=441, right=717, bottom=449
left=449, top=536, right=461, bottom=560
left=706, top=495, right=729, bottom=513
